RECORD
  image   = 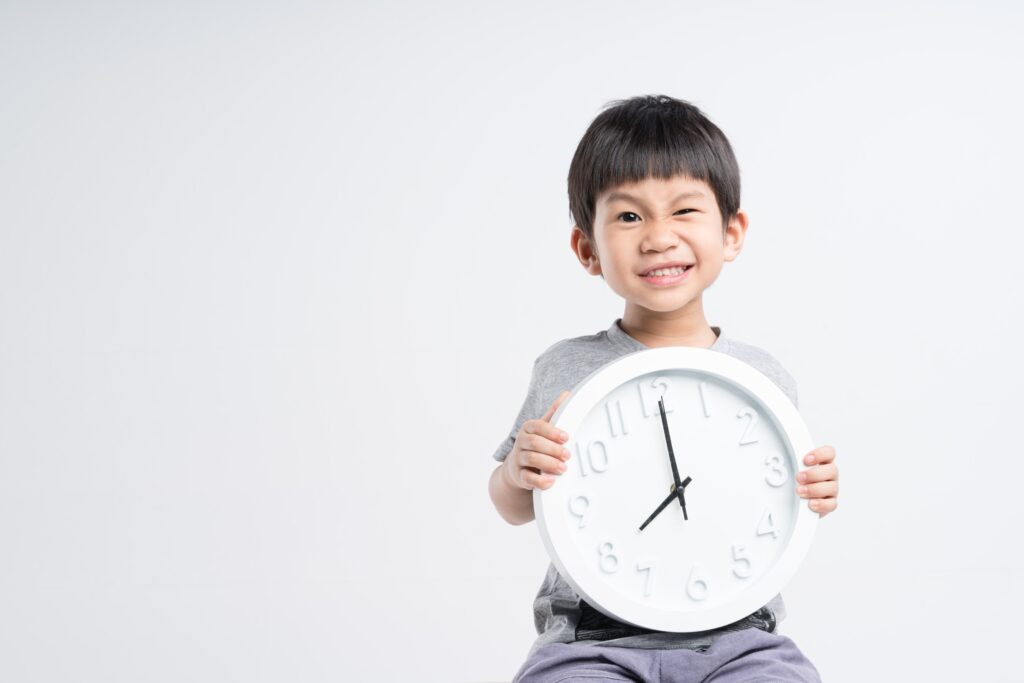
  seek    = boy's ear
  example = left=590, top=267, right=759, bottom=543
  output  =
left=722, top=210, right=749, bottom=263
left=571, top=226, right=602, bottom=276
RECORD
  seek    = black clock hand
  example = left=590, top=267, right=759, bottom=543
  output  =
left=658, top=396, right=687, bottom=514
left=639, top=476, right=692, bottom=531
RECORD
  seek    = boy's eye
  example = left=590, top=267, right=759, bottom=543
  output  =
left=617, top=209, right=695, bottom=222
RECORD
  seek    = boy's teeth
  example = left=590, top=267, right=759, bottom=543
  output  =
left=647, top=266, right=687, bottom=276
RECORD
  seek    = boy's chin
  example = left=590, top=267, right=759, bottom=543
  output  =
left=605, top=277, right=705, bottom=312
left=629, top=291, right=705, bottom=314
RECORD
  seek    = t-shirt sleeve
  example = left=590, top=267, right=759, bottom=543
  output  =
left=775, top=362, right=798, bottom=409
left=755, top=346, right=799, bottom=410
left=722, top=340, right=799, bottom=411
left=491, top=355, right=549, bottom=463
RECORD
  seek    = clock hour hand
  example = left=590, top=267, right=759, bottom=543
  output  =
left=638, top=476, right=692, bottom=531
left=658, top=396, right=687, bottom=513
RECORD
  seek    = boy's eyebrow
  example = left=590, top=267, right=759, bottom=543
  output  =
left=603, top=190, right=707, bottom=207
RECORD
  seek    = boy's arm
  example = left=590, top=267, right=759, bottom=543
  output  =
left=489, top=390, right=572, bottom=525
left=488, top=462, right=536, bottom=525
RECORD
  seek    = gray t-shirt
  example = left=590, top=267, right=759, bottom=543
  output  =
left=492, top=318, right=800, bottom=656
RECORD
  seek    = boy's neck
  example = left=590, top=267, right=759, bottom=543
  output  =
left=620, top=301, right=718, bottom=349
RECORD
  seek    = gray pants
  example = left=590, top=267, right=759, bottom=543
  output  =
left=512, top=628, right=821, bottom=683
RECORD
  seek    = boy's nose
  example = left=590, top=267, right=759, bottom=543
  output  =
left=641, top=219, right=681, bottom=251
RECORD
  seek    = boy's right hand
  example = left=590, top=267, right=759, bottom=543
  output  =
left=502, top=390, right=572, bottom=491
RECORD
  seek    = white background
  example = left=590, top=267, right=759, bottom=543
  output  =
left=1, top=1, right=1022, bottom=681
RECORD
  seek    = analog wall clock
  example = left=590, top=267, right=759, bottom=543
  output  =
left=535, top=347, right=817, bottom=633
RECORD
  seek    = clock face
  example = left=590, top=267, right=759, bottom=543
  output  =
left=534, top=348, right=816, bottom=633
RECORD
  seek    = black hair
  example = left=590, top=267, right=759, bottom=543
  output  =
left=567, top=94, right=741, bottom=241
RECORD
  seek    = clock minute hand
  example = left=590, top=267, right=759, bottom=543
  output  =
left=639, top=476, right=692, bottom=531
left=657, top=397, right=687, bottom=513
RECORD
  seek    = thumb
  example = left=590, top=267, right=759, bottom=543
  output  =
left=542, top=390, right=571, bottom=422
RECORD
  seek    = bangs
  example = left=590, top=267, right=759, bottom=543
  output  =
left=568, top=95, right=741, bottom=237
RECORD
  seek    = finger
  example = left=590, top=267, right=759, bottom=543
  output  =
left=796, top=463, right=838, bottom=485
left=796, top=481, right=838, bottom=499
left=522, top=449, right=569, bottom=475
left=521, top=434, right=573, bottom=463
left=523, top=419, right=570, bottom=448
left=522, top=469, right=556, bottom=491
left=808, top=497, right=838, bottom=516
left=803, top=444, right=835, bottom=466
left=541, top=390, right=571, bottom=422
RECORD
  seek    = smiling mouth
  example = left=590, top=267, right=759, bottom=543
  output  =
left=639, top=265, right=693, bottom=284
left=640, top=265, right=692, bottom=277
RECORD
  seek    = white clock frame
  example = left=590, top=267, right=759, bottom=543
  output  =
left=534, top=346, right=817, bottom=633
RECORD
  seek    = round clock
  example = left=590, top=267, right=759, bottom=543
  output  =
left=534, top=346, right=817, bottom=633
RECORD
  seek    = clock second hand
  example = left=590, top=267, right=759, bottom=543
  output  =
left=639, top=476, right=692, bottom=531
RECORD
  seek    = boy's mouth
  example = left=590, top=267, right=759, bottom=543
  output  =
left=639, top=263, right=693, bottom=285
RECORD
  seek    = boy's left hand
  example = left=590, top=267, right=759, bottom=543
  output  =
left=796, top=445, right=839, bottom=517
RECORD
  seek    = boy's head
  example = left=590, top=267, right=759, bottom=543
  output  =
left=567, top=94, right=748, bottom=315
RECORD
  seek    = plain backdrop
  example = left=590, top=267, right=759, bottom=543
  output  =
left=2, top=1, right=1022, bottom=681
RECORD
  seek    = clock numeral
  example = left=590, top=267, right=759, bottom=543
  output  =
left=567, top=494, right=592, bottom=528
left=638, top=376, right=673, bottom=417
left=636, top=558, right=655, bottom=597
left=698, top=380, right=711, bottom=418
left=756, top=507, right=779, bottom=539
left=575, top=440, right=610, bottom=477
left=736, top=407, right=760, bottom=446
left=731, top=542, right=753, bottom=579
left=686, top=564, right=710, bottom=601
left=605, top=399, right=629, bottom=437
left=764, top=452, right=788, bottom=487
left=597, top=540, right=620, bottom=574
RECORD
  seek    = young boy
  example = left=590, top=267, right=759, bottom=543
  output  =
left=488, top=95, right=840, bottom=683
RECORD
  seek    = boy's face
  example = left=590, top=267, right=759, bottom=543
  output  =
left=571, top=173, right=747, bottom=320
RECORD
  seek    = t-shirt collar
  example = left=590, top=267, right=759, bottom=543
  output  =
left=607, top=318, right=723, bottom=352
